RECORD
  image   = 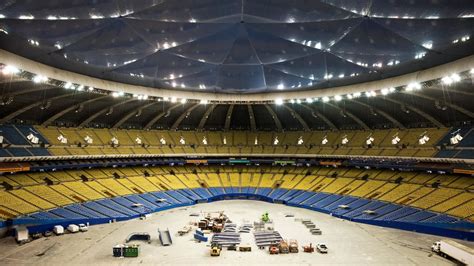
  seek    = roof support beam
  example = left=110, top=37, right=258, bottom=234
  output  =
left=144, top=103, right=182, bottom=130
left=384, top=98, right=445, bottom=128
left=5, top=85, right=58, bottom=97
left=197, top=104, right=216, bottom=130
left=247, top=105, right=257, bottom=131
left=0, top=92, right=76, bottom=124
left=326, top=102, right=370, bottom=130
left=301, top=104, right=338, bottom=130
left=351, top=99, right=405, bottom=129
left=171, top=103, right=200, bottom=130
left=112, top=101, right=157, bottom=129
left=430, top=86, right=474, bottom=97
left=401, top=91, right=474, bottom=118
left=281, top=105, right=310, bottom=131
left=78, top=99, right=136, bottom=128
left=224, top=105, right=234, bottom=131
left=42, top=95, right=109, bottom=127
left=264, top=104, right=283, bottom=131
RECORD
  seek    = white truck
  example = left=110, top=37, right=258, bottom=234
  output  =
left=53, top=225, right=64, bottom=235
left=67, top=224, right=79, bottom=233
left=431, top=239, right=474, bottom=265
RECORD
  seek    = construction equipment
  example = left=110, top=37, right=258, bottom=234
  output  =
left=289, top=240, right=299, bottom=253
left=269, top=243, right=279, bottom=254
left=210, top=243, right=222, bottom=256
left=303, top=243, right=314, bottom=253
left=261, top=212, right=270, bottom=223
left=178, top=226, right=192, bottom=236
left=227, top=244, right=237, bottom=251
left=279, top=240, right=289, bottom=254
left=239, top=245, right=252, bottom=252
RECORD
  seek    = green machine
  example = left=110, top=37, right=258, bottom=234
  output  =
left=261, top=212, right=270, bottom=223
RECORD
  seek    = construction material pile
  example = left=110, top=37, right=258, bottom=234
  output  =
left=211, top=232, right=241, bottom=247
left=254, top=231, right=283, bottom=248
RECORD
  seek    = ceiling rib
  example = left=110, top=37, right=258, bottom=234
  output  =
left=247, top=104, right=257, bottom=131
left=384, top=98, right=445, bottom=128
left=78, top=99, right=136, bottom=128
left=224, top=105, right=234, bottom=131
left=144, top=103, right=182, bottom=130
left=402, top=91, right=474, bottom=118
left=281, top=105, right=310, bottom=131
left=0, top=93, right=77, bottom=124
left=301, top=104, right=338, bottom=130
left=326, top=102, right=370, bottom=130
left=42, top=95, right=109, bottom=127
left=351, top=99, right=406, bottom=129
left=112, top=101, right=158, bottom=129
left=171, top=103, right=200, bottom=130
left=197, top=104, right=216, bottom=130
left=264, top=104, right=283, bottom=131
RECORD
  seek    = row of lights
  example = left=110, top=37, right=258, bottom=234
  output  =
left=275, top=70, right=473, bottom=105
left=2, top=64, right=473, bottom=106
left=5, top=129, right=463, bottom=147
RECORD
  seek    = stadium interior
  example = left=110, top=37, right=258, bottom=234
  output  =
left=0, top=1, right=473, bottom=264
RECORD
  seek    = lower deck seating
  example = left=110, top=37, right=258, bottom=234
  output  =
left=1, top=166, right=472, bottom=225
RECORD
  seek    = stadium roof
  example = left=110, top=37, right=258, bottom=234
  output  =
left=1, top=0, right=474, bottom=95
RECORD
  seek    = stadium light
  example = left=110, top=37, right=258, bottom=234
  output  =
left=297, top=136, right=304, bottom=145
left=321, top=136, right=328, bottom=145
left=84, top=135, right=93, bottom=144
left=135, top=137, right=142, bottom=145
left=418, top=135, right=430, bottom=145
left=2, top=65, right=20, bottom=75
left=32, top=75, right=47, bottom=83
left=159, top=137, right=166, bottom=145
left=391, top=135, right=400, bottom=145
left=366, top=136, right=374, bottom=146
left=275, top=98, right=284, bottom=105
left=341, top=135, right=349, bottom=145
left=111, top=137, right=119, bottom=146
left=406, top=82, right=421, bottom=91
left=27, top=133, right=39, bottom=144
left=273, top=136, right=279, bottom=145
left=450, top=133, right=463, bottom=145
left=57, top=134, right=68, bottom=144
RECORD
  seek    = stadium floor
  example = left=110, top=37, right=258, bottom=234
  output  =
left=0, top=200, right=468, bottom=265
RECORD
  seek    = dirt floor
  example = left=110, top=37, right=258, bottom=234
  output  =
left=0, top=200, right=469, bottom=265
